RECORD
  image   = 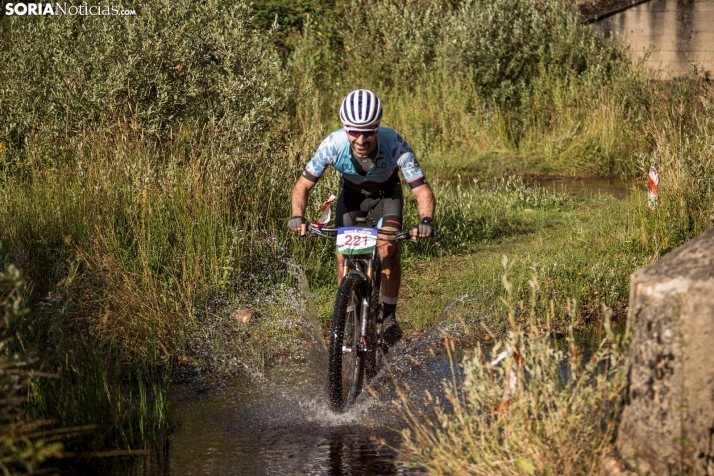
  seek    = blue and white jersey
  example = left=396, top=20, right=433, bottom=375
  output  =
left=302, top=127, right=427, bottom=192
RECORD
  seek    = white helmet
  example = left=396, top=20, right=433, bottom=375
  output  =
left=339, top=89, right=383, bottom=130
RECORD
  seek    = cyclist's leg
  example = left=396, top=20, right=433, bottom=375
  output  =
left=373, top=180, right=404, bottom=343
left=373, top=179, right=404, bottom=298
left=335, top=185, right=367, bottom=286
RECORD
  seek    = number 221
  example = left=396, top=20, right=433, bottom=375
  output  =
left=344, top=235, right=368, bottom=246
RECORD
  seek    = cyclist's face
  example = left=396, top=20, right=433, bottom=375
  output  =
left=344, top=124, right=379, bottom=158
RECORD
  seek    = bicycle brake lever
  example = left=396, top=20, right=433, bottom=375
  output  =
left=395, top=230, right=412, bottom=241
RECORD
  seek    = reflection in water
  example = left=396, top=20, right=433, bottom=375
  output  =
left=126, top=375, right=404, bottom=476
left=594, top=0, right=714, bottom=78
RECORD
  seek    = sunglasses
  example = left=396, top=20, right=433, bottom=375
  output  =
left=346, top=128, right=378, bottom=138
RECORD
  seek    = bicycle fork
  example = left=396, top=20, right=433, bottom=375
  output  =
left=359, top=288, right=370, bottom=352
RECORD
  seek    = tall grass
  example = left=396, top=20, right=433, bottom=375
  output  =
left=287, top=0, right=714, bottom=188
left=398, top=267, right=629, bottom=474
left=635, top=79, right=714, bottom=255
left=0, top=0, right=304, bottom=451
left=288, top=0, right=651, bottom=174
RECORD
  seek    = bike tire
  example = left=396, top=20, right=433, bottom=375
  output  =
left=329, top=271, right=368, bottom=412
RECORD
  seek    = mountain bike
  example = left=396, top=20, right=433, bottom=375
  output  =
left=307, top=218, right=413, bottom=412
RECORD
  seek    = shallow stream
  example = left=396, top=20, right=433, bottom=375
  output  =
left=119, top=323, right=615, bottom=475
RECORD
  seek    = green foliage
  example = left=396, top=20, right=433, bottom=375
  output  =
left=392, top=183, right=646, bottom=334
left=637, top=87, right=714, bottom=255
left=288, top=0, right=645, bottom=174
left=251, top=0, right=337, bottom=53
left=0, top=0, right=302, bottom=454
left=440, top=0, right=618, bottom=105
left=0, top=0, right=291, bottom=174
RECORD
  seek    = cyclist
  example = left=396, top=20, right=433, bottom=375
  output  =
left=288, top=89, right=435, bottom=344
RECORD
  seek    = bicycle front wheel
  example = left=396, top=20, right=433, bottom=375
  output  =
left=329, top=271, right=367, bottom=412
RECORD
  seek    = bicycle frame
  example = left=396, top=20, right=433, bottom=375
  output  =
left=310, top=224, right=381, bottom=353
left=309, top=222, right=411, bottom=349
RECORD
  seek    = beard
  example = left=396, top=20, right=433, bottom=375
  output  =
left=351, top=141, right=375, bottom=159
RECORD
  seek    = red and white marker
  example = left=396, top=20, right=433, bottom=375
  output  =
left=314, top=194, right=336, bottom=227
left=648, top=166, right=659, bottom=211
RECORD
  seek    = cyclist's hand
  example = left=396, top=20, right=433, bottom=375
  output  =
left=412, top=217, right=435, bottom=240
left=288, top=216, right=308, bottom=236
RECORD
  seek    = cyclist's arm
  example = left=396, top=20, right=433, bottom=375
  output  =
left=291, top=132, right=340, bottom=233
left=291, top=176, right=316, bottom=219
left=412, top=183, right=435, bottom=221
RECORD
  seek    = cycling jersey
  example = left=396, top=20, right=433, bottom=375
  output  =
left=302, top=127, right=427, bottom=194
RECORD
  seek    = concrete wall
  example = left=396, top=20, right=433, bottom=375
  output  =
left=592, top=0, right=714, bottom=79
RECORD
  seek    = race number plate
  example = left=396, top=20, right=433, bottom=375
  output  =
left=336, top=227, right=378, bottom=255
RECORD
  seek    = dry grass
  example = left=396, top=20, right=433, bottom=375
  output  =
left=397, top=265, right=628, bottom=475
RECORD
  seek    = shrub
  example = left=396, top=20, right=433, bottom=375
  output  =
left=289, top=0, right=637, bottom=173
left=0, top=0, right=292, bottom=175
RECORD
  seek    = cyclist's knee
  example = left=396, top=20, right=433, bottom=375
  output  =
left=380, top=215, right=402, bottom=229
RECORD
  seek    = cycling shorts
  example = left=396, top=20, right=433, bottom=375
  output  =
left=335, top=174, right=403, bottom=229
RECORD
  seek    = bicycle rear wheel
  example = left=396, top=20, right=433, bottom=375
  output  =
left=329, top=271, right=367, bottom=412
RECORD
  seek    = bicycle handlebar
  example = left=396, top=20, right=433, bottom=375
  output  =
left=304, top=224, right=415, bottom=242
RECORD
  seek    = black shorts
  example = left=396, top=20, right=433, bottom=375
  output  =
left=335, top=177, right=403, bottom=229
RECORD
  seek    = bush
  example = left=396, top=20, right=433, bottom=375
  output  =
left=289, top=0, right=638, bottom=173
left=0, top=0, right=291, bottom=175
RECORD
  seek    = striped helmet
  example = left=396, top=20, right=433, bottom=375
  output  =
left=339, top=89, right=383, bottom=130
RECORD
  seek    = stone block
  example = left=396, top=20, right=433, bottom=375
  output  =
left=608, top=227, right=714, bottom=474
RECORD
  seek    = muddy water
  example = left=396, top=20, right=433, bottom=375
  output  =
left=593, top=0, right=714, bottom=79
left=121, top=320, right=614, bottom=476
left=131, top=372, right=406, bottom=475
left=121, top=363, right=420, bottom=474
left=533, top=176, right=633, bottom=199
left=125, top=324, right=461, bottom=475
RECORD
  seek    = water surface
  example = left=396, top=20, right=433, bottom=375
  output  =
left=533, top=176, right=633, bottom=199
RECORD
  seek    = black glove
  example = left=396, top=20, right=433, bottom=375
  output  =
left=417, top=217, right=435, bottom=237
left=288, top=216, right=307, bottom=231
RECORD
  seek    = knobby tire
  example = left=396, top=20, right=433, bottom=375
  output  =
left=329, top=271, right=367, bottom=412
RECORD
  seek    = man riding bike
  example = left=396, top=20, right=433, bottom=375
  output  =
left=288, top=89, right=436, bottom=344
